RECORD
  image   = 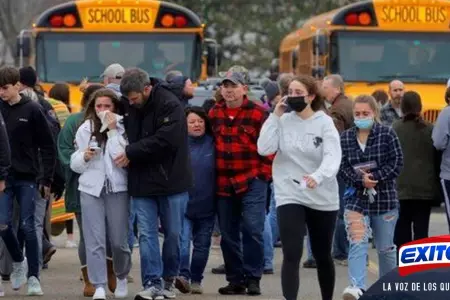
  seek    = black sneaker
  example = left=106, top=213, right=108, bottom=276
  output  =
left=218, top=283, right=246, bottom=295
left=212, top=264, right=226, bottom=274
left=246, top=279, right=261, bottom=296
left=302, top=259, right=316, bottom=268
left=263, top=269, right=274, bottom=274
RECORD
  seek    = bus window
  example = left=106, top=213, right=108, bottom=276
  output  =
left=36, top=32, right=197, bottom=82
left=99, top=42, right=144, bottom=67
left=332, top=31, right=450, bottom=83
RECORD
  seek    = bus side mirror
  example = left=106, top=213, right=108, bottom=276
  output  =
left=313, top=34, right=328, bottom=56
left=16, top=35, right=31, bottom=58
left=206, top=43, right=222, bottom=76
left=312, top=67, right=325, bottom=78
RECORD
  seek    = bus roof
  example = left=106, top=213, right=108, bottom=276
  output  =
left=34, top=0, right=202, bottom=30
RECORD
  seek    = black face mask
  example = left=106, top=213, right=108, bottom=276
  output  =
left=287, top=96, right=307, bottom=112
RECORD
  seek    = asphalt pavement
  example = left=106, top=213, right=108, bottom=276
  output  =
left=3, top=207, right=448, bottom=300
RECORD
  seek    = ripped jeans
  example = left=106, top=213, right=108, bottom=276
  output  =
left=344, top=208, right=398, bottom=290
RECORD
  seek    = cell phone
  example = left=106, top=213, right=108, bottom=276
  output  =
left=89, top=146, right=101, bottom=153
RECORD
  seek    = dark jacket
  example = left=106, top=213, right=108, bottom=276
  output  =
left=124, top=78, right=193, bottom=197
left=0, top=96, right=56, bottom=185
left=186, top=134, right=215, bottom=219
left=0, top=112, right=11, bottom=180
left=392, top=119, right=441, bottom=201
left=329, top=93, right=354, bottom=133
left=36, top=94, right=65, bottom=195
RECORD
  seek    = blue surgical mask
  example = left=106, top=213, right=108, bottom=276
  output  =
left=354, top=117, right=374, bottom=129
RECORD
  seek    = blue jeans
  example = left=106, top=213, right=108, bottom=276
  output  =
left=179, top=216, right=215, bottom=283
left=263, top=214, right=273, bottom=270
left=332, top=177, right=349, bottom=260
left=0, top=179, right=39, bottom=278
left=268, top=182, right=279, bottom=245
left=133, top=192, right=188, bottom=288
left=344, top=208, right=398, bottom=290
left=217, top=178, right=268, bottom=284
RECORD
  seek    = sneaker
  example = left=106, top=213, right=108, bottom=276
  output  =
left=93, top=287, right=106, bottom=300
left=135, top=286, right=164, bottom=300
left=302, top=259, right=316, bottom=269
left=1, top=274, right=9, bottom=282
left=11, top=258, right=27, bottom=290
left=162, top=281, right=176, bottom=299
left=174, top=277, right=190, bottom=294
left=218, top=283, right=246, bottom=295
left=334, top=258, right=348, bottom=266
left=246, top=279, right=261, bottom=296
left=115, top=278, right=128, bottom=298
left=65, top=240, right=78, bottom=248
left=190, top=282, right=203, bottom=294
left=342, top=286, right=365, bottom=300
left=211, top=264, right=226, bottom=274
left=27, top=276, right=43, bottom=296
left=127, top=274, right=134, bottom=283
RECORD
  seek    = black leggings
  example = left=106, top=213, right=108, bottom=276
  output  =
left=277, top=204, right=337, bottom=300
left=65, top=219, right=74, bottom=235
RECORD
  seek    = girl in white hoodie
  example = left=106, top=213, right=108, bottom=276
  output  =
left=70, top=88, right=131, bottom=300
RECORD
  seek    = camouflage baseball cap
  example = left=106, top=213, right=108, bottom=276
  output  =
left=219, top=65, right=250, bottom=84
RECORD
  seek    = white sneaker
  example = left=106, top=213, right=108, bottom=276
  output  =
left=27, top=276, right=43, bottom=296
left=11, top=258, right=27, bottom=290
left=65, top=240, right=78, bottom=248
left=114, top=277, right=128, bottom=298
left=342, top=286, right=365, bottom=300
left=93, top=287, right=106, bottom=300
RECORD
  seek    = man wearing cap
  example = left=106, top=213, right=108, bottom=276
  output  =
left=208, top=72, right=271, bottom=296
left=223, top=65, right=263, bottom=106
left=101, top=63, right=125, bottom=96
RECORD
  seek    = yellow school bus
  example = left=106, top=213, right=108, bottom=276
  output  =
left=17, top=0, right=221, bottom=112
left=279, top=0, right=450, bottom=123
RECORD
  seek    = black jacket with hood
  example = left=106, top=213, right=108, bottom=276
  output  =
left=0, top=112, right=11, bottom=181
left=123, top=78, right=193, bottom=197
left=0, top=96, right=56, bottom=185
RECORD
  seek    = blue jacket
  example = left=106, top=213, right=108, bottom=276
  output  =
left=186, top=134, right=216, bottom=219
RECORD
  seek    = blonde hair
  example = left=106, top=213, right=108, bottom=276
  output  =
left=353, top=94, right=381, bottom=123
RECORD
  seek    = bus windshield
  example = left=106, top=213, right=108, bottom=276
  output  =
left=331, top=31, right=450, bottom=83
left=36, top=32, right=200, bottom=83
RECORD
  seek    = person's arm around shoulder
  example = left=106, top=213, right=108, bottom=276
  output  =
left=70, top=122, right=94, bottom=174
left=371, top=126, right=404, bottom=181
left=432, top=107, right=450, bottom=150
left=309, top=117, right=342, bottom=185
left=0, top=113, right=10, bottom=191
left=125, top=93, right=185, bottom=163
left=257, top=97, right=287, bottom=156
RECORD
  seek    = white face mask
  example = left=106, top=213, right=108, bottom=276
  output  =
left=324, top=101, right=332, bottom=109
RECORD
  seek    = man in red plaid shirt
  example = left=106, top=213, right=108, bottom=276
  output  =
left=208, top=72, right=272, bottom=296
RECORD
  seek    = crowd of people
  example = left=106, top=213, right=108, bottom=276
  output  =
left=0, top=62, right=447, bottom=300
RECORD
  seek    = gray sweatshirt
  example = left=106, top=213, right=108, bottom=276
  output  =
left=432, top=106, right=450, bottom=180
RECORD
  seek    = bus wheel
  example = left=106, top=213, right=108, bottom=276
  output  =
left=51, top=222, right=66, bottom=237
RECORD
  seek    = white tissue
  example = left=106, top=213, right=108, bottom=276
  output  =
left=97, top=110, right=123, bottom=133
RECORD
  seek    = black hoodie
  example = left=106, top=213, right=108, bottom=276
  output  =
left=0, top=96, right=56, bottom=185
left=122, top=78, right=193, bottom=197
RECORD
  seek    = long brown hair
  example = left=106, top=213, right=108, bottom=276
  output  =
left=82, top=88, right=124, bottom=146
left=401, top=91, right=426, bottom=128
